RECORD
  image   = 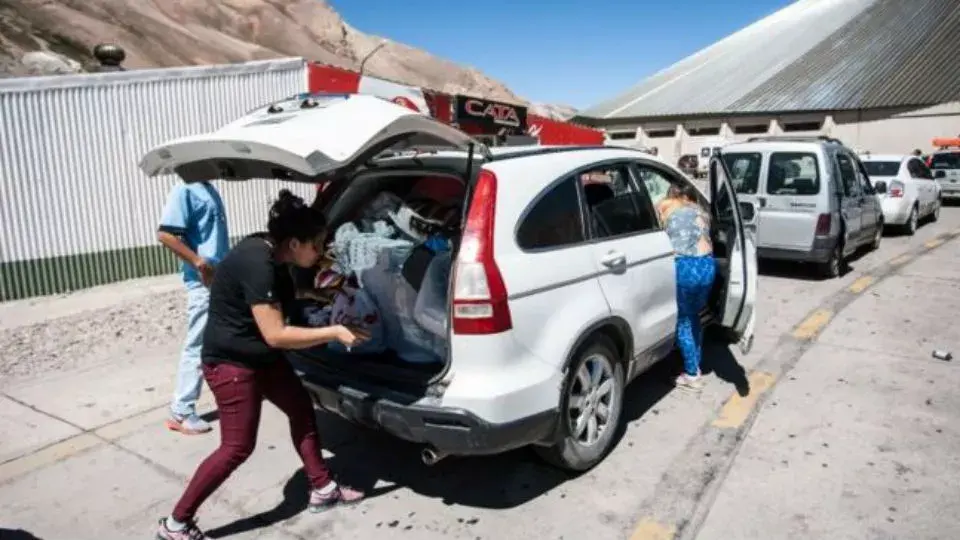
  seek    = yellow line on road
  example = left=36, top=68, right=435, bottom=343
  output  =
left=792, top=309, right=833, bottom=340
left=712, top=371, right=776, bottom=429
left=889, top=254, right=912, bottom=266
left=925, top=238, right=943, bottom=249
left=0, top=433, right=101, bottom=483
left=848, top=276, right=874, bottom=294
left=630, top=519, right=676, bottom=540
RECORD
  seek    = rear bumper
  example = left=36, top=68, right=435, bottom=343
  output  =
left=881, top=197, right=912, bottom=224
left=758, top=236, right=837, bottom=264
left=297, top=371, right=557, bottom=456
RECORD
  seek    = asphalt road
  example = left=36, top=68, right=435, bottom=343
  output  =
left=2, top=207, right=959, bottom=540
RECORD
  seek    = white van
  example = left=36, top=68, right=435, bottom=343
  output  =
left=719, top=136, right=883, bottom=278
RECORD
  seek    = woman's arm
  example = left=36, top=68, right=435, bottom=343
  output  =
left=238, top=242, right=368, bottom=350
left=251, top=304, right=368, bottom=349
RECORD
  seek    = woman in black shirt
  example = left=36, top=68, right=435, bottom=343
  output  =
left=156, top=190, right=369, bottom=540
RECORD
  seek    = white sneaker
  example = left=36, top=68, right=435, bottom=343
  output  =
left=675, top=373, right=705, bottom=391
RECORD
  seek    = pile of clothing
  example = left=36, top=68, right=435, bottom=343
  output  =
left=301, top=191, right=457, bottom=365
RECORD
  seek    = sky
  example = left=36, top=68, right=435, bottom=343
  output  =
left=329, top=0, right=797, bottom=110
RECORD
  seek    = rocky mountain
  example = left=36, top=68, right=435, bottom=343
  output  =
left=0, top=0, right=576, bottom=119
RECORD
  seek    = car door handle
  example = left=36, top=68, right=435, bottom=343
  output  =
left=601, top=251, right=627, bottom=268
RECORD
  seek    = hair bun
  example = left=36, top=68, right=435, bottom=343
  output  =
left=270, top=189, right=305, bottom=219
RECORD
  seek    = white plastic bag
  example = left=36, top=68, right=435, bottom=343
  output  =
left=326, top=286, right=386, bottom=354
left=360, top=246, right=445, bottom=364
left=413, top=251, right=452, bottom=338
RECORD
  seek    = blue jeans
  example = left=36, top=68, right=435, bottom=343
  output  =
left=172, top=283, right=209, bottom=418
left=675, top=255, right=716, bottom=376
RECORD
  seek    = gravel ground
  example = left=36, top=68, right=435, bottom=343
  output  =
left=0, top=277, right=187, bottom=384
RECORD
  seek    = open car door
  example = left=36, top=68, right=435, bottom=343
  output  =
left=709, top=155, right=758, bottom=355
left=139, top=93, right=488, bottom=183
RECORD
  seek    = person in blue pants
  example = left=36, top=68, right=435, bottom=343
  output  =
left=660, top=184, right=716, bottom=390
left=157, top=180, right=230, bottom=434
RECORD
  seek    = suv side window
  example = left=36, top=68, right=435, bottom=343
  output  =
left=579, top=163, right=658, bottom=239
left=835, top=151, right=861, bottom=197
left=915, top=159, right=934, bottom=180
left=516, top=177, right=586, bottom=250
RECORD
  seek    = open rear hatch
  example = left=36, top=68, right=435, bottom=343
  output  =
left=140, top=93, right=488, bottom=184
left=140, top=93, right=489, bottom=392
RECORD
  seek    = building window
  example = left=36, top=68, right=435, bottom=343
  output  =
left=782, top=120, right=823, bottom=132
left=645, top=129, right=675, bottom=138
left=733, top=124, right=769, bottom=135
left=688, top=126, right=721, bottom=137
left=608, top=131, right=636, bottom=140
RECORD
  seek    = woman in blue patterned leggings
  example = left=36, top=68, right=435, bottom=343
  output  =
left=660, top=184, right=716, bottom=390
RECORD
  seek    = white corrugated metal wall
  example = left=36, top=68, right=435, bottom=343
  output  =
left=0, top=58, right=315, bottom=300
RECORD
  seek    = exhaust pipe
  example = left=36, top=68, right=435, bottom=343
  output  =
left=421, top=446, right=447, bottom=466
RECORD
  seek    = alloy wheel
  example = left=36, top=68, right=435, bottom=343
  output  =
left=566, top=353, right=617, bottom=447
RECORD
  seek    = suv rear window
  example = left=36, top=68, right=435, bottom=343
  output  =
left=863, top=161, right=900, bottom=177
left=767, top=152, right=820, bottom=195
left=930, top=152, right=960, bottom=169
left=722, top=152, right=762, bottom=194
left=517, top=177, right=585, bottom=250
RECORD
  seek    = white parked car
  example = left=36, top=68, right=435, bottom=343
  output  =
left=140, top=93, right=759, bottom=471
left=859, top=153, right=941, bottom=234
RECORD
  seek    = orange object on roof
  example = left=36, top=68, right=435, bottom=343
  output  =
left=932, top=137, right=960, bottom=148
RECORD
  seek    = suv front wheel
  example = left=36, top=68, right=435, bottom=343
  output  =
left=536, top=336, right=625, bottom=471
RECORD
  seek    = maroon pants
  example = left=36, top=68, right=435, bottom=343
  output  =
left=172, top=359, right=332, bottom=521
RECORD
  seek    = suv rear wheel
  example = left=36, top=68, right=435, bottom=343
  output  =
left=536, top=336, right=624, bottom=471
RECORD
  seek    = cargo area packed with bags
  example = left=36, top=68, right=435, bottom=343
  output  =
left=288, top=172, right=466, bottom=386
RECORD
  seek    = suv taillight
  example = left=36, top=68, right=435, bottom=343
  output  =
left=889, top=180, right=905, bottom=198
left=452, top=169, right=512, bottom=335
left=815, top=213, right=831, bottom=236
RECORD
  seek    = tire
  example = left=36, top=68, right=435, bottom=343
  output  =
left=905, top=206, right=918, bottom=236
left=931, top=199, right=941, bottom=222
left=870, top=220, right=883, bottom=251
left=819, top=242, right=843, bottom=278
left=536, top=337, right=625, bottom=472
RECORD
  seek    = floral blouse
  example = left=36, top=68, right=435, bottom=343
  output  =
left=664, top=203, right=712, bottom=257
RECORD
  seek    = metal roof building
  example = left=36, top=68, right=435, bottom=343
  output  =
left=576, top=0, right=960, bottom=167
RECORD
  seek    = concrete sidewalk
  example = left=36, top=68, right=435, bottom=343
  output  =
left=695, top=237, right=960, bottom=539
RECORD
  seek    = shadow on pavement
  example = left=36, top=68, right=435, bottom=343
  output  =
left=0, top=529, right=44, bottom=540
left=206, top=358, right=683, bottom=537
left=758, top=248, right=869, bottom=281
left=205, top=467, right=398, bottom=539
left=700, top=337, right=750, bottom=396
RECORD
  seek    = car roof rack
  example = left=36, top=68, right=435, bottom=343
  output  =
left=745, top=135, right=845, bottom=145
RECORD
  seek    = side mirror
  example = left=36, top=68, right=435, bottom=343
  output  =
left=739, top=201, right=758, bottom=225
left=934, top=170, right=946, bottom=179
left=873, top=180, right=887, bottom=194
